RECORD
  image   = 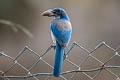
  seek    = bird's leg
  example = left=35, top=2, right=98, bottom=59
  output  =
left=52, top=43, right=56, bottom=50
left=63, top=52, right=66, bottom=61
left=63, top=41, right=79, bottom=60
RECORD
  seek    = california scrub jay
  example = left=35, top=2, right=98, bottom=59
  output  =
left=42, top=8, right=72, bottom=77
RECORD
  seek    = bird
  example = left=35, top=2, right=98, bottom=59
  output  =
left=42, top=8, right=72, bottom=77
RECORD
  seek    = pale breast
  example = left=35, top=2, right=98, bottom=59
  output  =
left=52, top=19, right=72, bottom=30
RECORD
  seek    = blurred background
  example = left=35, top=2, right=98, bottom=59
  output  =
left=0, top=0, right=120, bottom=80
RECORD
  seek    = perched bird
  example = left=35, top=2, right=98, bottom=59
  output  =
left=42, top=8, right=72, bottom=77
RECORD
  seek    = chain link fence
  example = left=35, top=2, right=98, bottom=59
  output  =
left=0, top=41, right=120, bottom=80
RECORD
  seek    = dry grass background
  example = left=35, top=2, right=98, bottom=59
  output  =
left=0, top=0, right=120, bottom=80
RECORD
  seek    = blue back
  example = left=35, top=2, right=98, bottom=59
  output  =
left=51, top=18, right=72, bottom=47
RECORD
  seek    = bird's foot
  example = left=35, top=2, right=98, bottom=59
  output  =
left=52, top=43, right=56, bottom=50
left=63, top=53, right=68, bottom=61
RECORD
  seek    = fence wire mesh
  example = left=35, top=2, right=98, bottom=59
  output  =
left=0, top=41, right=120, bottom=80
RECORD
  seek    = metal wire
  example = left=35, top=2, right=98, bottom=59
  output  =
left=0, top=41, right=120, bottom=80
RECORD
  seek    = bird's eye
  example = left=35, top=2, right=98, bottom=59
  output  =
left=55, top=9, right=61, bottom=13
left=52, top=9, right=61, bottom=14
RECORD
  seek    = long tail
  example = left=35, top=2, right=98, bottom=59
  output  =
left=53, top=42, right=64, bottom=77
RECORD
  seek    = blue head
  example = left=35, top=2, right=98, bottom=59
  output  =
left=42, top=8, right=69, bottom=20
